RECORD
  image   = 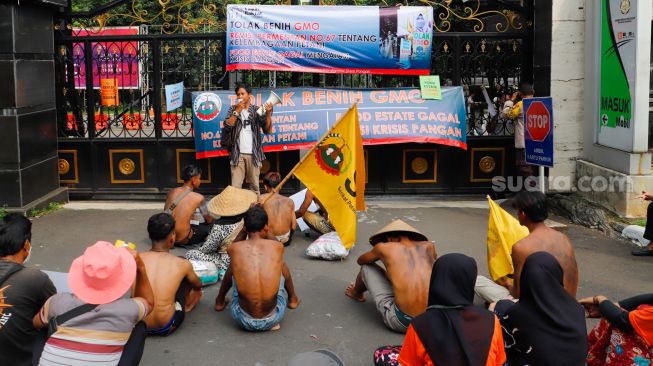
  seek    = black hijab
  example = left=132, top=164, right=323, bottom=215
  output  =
left=503, top=251, right=587, bottom=365
left=412, top=254, right=496, bottom=366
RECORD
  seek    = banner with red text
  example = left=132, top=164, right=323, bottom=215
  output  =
left=73, top=27, right=140, bottom=89
left=226, top=5, right=433, bottom=75
left=191, top=87, right=466, bottom=159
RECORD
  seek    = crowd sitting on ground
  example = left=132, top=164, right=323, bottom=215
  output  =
left=0, top=167, right=652, bottom=366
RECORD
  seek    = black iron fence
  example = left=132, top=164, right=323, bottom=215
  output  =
left=56, top=32, right=526, bottom=141
left=56, top=33, right=227, bottom=140
left=53, top=0, right=535, bottom=197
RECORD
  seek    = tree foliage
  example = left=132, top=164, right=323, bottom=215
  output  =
left=69, top=0, right=527, bottom=33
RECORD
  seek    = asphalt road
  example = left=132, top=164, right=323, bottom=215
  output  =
left=28, top=203, right=651, bottom=366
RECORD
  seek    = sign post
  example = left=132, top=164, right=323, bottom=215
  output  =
left=523, top=97, right=554, bottom=193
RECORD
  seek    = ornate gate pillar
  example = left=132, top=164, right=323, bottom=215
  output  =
left=0, top=2, right=68, bottom=213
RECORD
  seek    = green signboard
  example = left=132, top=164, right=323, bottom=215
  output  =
left=598, top=0, right=637, bottom=149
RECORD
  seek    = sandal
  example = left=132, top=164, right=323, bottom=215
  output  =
left=631, top=248, right=653, bottom=256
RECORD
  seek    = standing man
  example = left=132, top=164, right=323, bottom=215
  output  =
left=223, top=83, right=274, bottom=196
left=345, top=220, right=437, bottom=333
left=164, top=164, right=213, bottom=247
left=0, top=214, right=56, bottom=366
left=503, top=83, right=535, bottom=181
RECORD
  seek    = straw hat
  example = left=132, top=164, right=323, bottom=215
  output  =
left=369, top=219, right=428, bottom=245
left=68, top=241, right=136, bottom=305
left=207, top=186, right=257, bottom=217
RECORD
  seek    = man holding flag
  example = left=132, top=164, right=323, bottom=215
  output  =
left=477, top=191, right=579, bottom=304
left=291, top=105, right=366, bottom=249
left=263, top=104, right=366, bottom=250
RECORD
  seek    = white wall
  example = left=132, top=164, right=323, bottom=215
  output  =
left=548, top=0, right=586, bottom=191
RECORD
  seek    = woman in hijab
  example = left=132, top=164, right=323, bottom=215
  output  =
left=398, top=253, right=506, bottom=366
left=494, top=251, right=587, bottom=365
left=580, top=292, right=653, bottom=365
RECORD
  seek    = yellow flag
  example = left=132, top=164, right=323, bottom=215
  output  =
left=487, top=196, right=529, bottom=281
left=294, top=105, right=366, bottom=249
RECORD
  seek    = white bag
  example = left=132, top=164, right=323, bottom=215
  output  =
left=622, top=225, right=650, bottom=247
left=190, top=260, right=219, bottom=286
left=305, top=232, right=349, bottom=260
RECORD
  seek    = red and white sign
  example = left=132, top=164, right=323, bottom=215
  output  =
left=525, top=101, right=551, bottom=142
left=72, top=27, right=140, bottom=89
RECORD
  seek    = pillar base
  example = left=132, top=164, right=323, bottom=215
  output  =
left=4, top=187, right=68, bottom=216
left=576, top=159, right=653, bottom=218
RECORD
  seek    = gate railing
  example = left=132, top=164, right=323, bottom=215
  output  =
left=55, top=33, right=227, bottom=140
left=55, top=0, right=532, bottom=141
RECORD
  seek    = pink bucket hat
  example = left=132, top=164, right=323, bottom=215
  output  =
left=68, top=241, right=136, bottom=304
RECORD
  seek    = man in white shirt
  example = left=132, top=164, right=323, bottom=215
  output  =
left=222, top=83, right=273, bottom=196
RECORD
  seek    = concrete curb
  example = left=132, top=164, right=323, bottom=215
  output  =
left=63, top=199, right=501, bottom=211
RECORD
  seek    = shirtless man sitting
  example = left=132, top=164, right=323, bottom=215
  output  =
left=295, top=189, right=334, bottom=235
left=140, top=213, right=203, bottom=336
left=214, top=205, right=300, bottom=331
left=475, top=190, right=579, bottom=303
left=164, top=164, right=213, bottom=246
left=259, top=172, right=297, bottom=246
left=345, top=220, right=437, bottom=333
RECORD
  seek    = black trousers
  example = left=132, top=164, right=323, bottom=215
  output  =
left=644, top=202, right=653, bottom=242
left=187, top=223, right=213, bottom=246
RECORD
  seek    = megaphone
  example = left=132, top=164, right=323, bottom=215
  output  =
left=257, top=91, right=282, bottom=116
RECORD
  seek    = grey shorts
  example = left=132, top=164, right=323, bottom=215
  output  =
left=474, top=275, right=515, bottom=304
left=361, top=264, right=411, bottom=333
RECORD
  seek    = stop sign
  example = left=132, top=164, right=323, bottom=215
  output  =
left=525, top=101, right=551, bottom=142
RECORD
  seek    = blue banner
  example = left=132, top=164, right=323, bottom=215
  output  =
left=192, top=87, right=466, bottom=159
left=524, top=97, right=554, bottom=168
left=226, top=5, right=433, bottom=75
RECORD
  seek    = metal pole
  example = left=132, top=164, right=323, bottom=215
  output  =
left=152, top=39, right=162, bottom=140
left=539, top=165, right=545, bottom=193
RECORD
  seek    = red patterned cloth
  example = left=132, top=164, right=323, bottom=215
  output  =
left=374, top=345, right=401, bottom=366
left=587, top=318, right=653, bottom=366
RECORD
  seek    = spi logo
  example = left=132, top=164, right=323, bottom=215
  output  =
left=193, top=93, right=222, bottom=122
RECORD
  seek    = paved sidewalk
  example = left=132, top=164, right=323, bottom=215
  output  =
left=63, top=197, right=499, bottom=211
left=28, top=203, right=650, bottom=365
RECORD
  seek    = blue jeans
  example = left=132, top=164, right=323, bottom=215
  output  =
left=231, top=276, right=287, bottom=331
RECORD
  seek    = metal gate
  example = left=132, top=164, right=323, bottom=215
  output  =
left=54, top=0, right=537, bottom=199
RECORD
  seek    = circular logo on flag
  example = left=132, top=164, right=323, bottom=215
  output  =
left=0, top=286, right=12, bottom=331
left=193, top=93, right=222, bottom=122
left=314, top=133, right=352, bottom=176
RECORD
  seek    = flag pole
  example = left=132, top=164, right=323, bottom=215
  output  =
left=260, top=103, right=358, bottom=205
